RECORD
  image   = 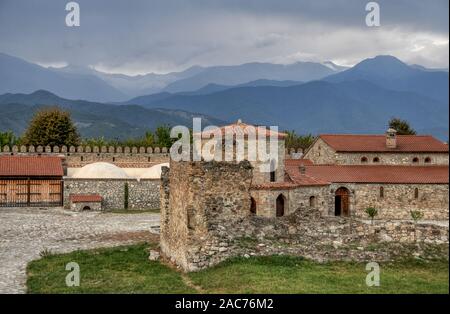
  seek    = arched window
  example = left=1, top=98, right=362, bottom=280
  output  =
left=373, top=157, right=380, bottom=163
left=424, top=157, right=431, bottom=163
left=361, top=156, right=368, bottom=163
left=270, top=159, right=276, bottom=182
left=414, top=188, right=419, bottom=199
left=309, top=196, right=316, bottom=208
left=379, top=186, right=384, bottom=198
left=412, top=157, right=419, bottom=163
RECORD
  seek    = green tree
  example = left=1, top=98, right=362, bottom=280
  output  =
left=155, top=125, right=174, bottom=148
left=0, top=131, right=20, bottom=147
left=284, top=130, right=316, bottom=151
left=388, top=118, right=416, bottom=135
left=22, top=108, right=81, bottom=147
left=365, top=207, right=378, bottom=225
left=410, top=210, right=424, bottom=242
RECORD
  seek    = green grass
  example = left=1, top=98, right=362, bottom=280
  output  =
left=189, top=256, right=449, bottom=294
left=27, top=244, right=449, bottom=294
left=27, top=244, right=193, bottom=293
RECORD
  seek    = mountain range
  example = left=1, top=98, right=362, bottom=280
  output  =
left=0, top=52, right=344, bottom=101
left=0, top=54, right=448, bottom=140
left=0, top=90, right=225, bottom=139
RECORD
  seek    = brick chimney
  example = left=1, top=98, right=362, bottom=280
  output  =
left=386, top=128, right=397, bottom=149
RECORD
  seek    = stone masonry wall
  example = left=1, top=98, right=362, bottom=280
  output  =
left=253, top=183, right=449, bottom=220
left=64, top=178, right=160, bottom=210
left=303, top=138, right=336, bottom=164
left=160, top=159, right=253, bottom=271
left=346, top=183, right=449, bottom=220
left=335, top=152, right=449, bottom=166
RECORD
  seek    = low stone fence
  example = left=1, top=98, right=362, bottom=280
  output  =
left=64, top=178, right=160, bottom=210
left=168, top=208, right=449, bottom=271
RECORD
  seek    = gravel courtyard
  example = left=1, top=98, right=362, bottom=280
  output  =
left=0, top=208, right=160, bottom=294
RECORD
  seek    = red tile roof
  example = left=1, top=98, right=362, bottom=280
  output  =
left=0, top=156, right=64, bottom=177
left=70, top=194, right=102, bottom=203
left=199, top=121, right=287, bottom=139
left=285, top=159, right=314, bottom=166
left=318, top=134, right=449, bottom=153
left=286, top=164, right=449, bottom=185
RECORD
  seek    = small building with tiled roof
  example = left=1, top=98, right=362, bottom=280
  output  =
left=0, top=156, right=64, bottom=207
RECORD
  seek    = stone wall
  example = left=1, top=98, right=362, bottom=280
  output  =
left=64, top=178, right=160, bottom=210
left=252, top=183, right=449, bottom=220
left=303, top=138, right=336, bottom=164
left=342, top=183, right=450, bottom=220
left=161, top=203, right=448, bottom=271
left=250, top=185, right=329, bottom=218
left=335, top=152, right=449, bottom=166
left=160, top=159, right=253, bottom=271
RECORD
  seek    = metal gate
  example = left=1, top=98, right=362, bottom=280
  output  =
left=0, top=179, right=63, bottom=207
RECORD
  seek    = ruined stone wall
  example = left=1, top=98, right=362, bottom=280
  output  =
left=335, top=152, right=449, bottom=165
left=0, top=145, right=169, bottom=168
left=64, top=178, right=160, bottom=210
left=161, top=203, right=448, bottom=271
left=160, top=159, right=253, bottom=271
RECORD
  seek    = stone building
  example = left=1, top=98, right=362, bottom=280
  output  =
left=162, top=122, right=449, bottom=225
left=160, top=124, right=449, bottom=271
left=252, top=128, right=449, bottom=220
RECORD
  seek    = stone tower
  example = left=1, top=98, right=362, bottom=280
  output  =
left=159, top=159, right=253, bottom=271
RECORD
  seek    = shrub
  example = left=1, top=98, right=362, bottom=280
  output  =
left=365, top=207, right=378, bottom=224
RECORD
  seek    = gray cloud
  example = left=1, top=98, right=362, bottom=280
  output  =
left=0, top=0, right=448, bottom=74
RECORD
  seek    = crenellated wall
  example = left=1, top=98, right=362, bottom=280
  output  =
left=1, top=145, right=170, bottom=168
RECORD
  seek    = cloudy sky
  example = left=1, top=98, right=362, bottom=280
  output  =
left=0, top=0, right=448, bottom=75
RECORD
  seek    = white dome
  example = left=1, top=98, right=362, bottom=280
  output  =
left=139, top=163, right=170, bottom=179
left=72, top=162, right=130, bottom=179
